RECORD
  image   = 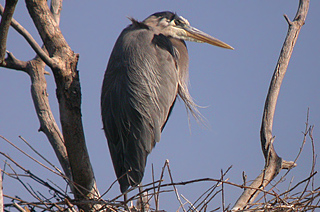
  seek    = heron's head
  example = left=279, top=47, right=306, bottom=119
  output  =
left=142, top=11, right=234, bottom=50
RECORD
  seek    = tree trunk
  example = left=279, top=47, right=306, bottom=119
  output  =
left=25, top=0, right=99, bottom=210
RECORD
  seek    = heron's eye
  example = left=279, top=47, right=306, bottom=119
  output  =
left=174, top=19, right=182, bottom=26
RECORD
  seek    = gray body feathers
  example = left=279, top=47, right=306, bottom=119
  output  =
left=101, top=16, right=199, bottom=193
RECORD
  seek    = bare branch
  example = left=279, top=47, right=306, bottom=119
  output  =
left=232, top=0, right=310, bottom=210
left=13, top=202, right=26, bottom=212
left=25, top=58, right=73, bottom=184
left=3, top=51, right=28, bottom=70
left=0, top=4, right=55, bottom=69
left=25, top=0, right=69, bottom=62
left=0, top=169, right=3, bottom=212
left=0, top=1, right=73, bottom=192
left=25, top=0, right=99, bottom=209
left=3, top=0, right=74, bottom=193
left=167, top=160, right=186, bottom=212
left=1, top=0, right=98, bottom=209
left=0, top=0, right=18, bottom=64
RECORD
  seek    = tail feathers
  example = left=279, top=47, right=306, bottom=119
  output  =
left=119, top=168, right=143, bottom=193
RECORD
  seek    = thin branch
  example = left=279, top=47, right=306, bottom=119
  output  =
left=0, top=135, right=62, bottom=177
left=0, top=168, right=3, bottom=212
left=181, top=194, right=199, bottom=212
left=19, top=136, right=64, bottom=177
left=4, top=51, right=28, bottom=70
left=167, top=160, right=186, bottom=212
left=232, top=0, right=310, bottom=210
left=151, top=164, right=159, bottom=211
left=1, top=152, right=70, bottom=200
left=221, top=169, right=226, bottom=211
left=0, top=0, right=18, bottom=64
left=190, top=166, right=232, bottom=212
left=0, top=4, right=56, bottom=69
left=155, top=159, right=169, bottom=209
left=5, top=161, right=43, bottom=203
left=299, top=125, right=316, bottom=202
left=13, top=202, right=26, bottom=212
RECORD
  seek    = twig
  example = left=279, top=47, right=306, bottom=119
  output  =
left=99, top=176, right=123, bottom=200
left=0, top=168, right=3, bottom=212
left=166, top=160, right=186, bottom=212
left=156, top=159, right=169, bottom=206
left=19, top=136, right=64, bottom=177
left=4, top=51, right=28, bottom=70
left=221, top=169, right=225, bottom=211
left=0, top=135, right=63, bottom=177
left=190, top=166, right=232, bottom=212
left=181, top=194, right=199, bottom=212
left=0, top=152, right=69, bottom=200
left=191, top=181, right=219, bottom=211
left=199, top=189, right=222, bottom=211
left=13, top=202, right=26, bottom=212
left=3, top=194, right=47, bottom=210
left=5, top=161, right=43, bottom=203
left=300, top=125, right=316, bottom=207
left=152, top=164, right=159, bottom=211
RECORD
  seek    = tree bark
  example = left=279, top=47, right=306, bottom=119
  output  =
left=232, top=0, right=309, bottom=210
left=24, top=0, right=99, bottom=209
left=27, top=58, right=73, bottom=183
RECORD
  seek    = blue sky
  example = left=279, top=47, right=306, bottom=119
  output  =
left=1, top=1, right=319, bottom=210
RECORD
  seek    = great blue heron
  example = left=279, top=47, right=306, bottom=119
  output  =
left=101, top=11, right=233, bottom=193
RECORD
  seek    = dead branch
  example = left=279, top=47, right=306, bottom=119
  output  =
left=0, top=168, right=3, bottom=212
left=0, top=1, right=72, bottom=186
left=166, top=161, right=185, bottom=211
left=0, top=0, right=18, bottom=64
left=0, top=0, right=99, bottom=209
left=0, top=135, right=63, bottom=177
left=0, top=4, right=54, bottom=69
left=25, top=2, right=99, bottom=208
left=1, top=147, right=319, bottom=211
left=232, top=0, right=310, bottom=210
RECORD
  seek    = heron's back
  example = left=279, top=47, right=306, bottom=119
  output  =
left=101, top=23, right=182, bottom=192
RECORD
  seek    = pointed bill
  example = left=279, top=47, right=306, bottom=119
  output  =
left=184, top=26, right=234, bottom=50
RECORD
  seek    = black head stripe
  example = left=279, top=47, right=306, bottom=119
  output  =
left=150, top=11, right=178, bottom=22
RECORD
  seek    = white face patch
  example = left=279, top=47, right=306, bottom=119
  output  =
left=158, top=17, right=174, bottom=27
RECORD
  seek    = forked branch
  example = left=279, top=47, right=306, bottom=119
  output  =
left=0, top=0, right=72, bottom=189
left=25, top=1, right=99, bottom=210
left=232, top=0, right=310, bottom=210
left=0, top=4, right=55, bottom=69
left=0, top=0, right=99, bottom=210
